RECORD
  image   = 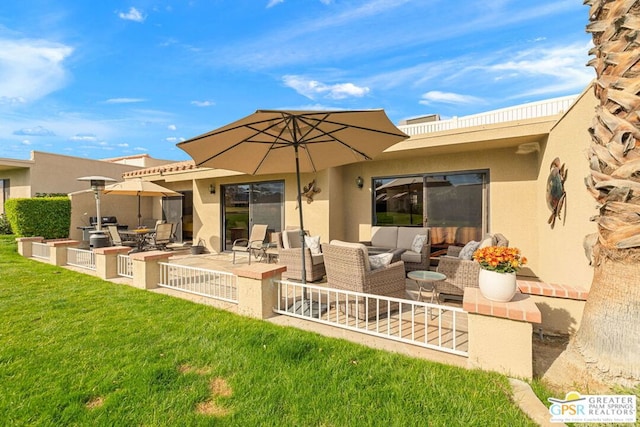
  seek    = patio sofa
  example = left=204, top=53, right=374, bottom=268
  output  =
left=360, top=226, right=431, bottom=273
left=322, top=240, right=406, bottom=320
left=274, top=230, right=326, bottom=282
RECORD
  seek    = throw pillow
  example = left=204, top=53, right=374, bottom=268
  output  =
left=478, top=234, right=495, bottom=249
left=304, top=235, right=322, bottom=255
left=368, top=253, right=393, bottom=270
left=411, top=234, right=427, bottom=253
left=459, top=240, right=480, bottom=260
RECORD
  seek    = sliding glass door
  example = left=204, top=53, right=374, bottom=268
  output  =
left=222, top=181, right=284, bottom=251
left=373, top=171, right=488, bottom=248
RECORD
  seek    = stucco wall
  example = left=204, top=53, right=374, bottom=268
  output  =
left=29, top=151, right=141, bottom=195
left=338, top=146, right=540, bottom=270
left=534, top=91, right=597, bottom=289
left=189, top=171, right=331, bottom=253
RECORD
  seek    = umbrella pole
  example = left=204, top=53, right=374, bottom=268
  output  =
left=294, top=144, right=307, bottom=285
left=138, top=195, right=142, bottom=227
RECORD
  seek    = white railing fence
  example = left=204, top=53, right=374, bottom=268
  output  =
left=398, top=95, right=577, bottom=137
left=67, top=248, right=96, bottom=271
left=31, top=242, right=50, bottom=260
left=273, top=280, right=468, bottom=356
left=158, top=263, right=238, bottom=303
left=117, top=254, right=133, bottom=278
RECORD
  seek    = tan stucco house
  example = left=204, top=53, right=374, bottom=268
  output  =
left=74, top=87, right=598, bottom=291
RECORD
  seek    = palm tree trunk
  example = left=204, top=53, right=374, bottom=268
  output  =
left=558, top=0, right=640, bottom=387
left=573, top=253, right=640, bottom=382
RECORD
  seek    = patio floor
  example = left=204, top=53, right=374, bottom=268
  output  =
left=162, top=251, right=469, bottom=367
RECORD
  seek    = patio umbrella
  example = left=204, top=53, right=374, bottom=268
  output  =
left=102, top=178, right=182, bottom=227
left=177, top=110, right=408, bottom=312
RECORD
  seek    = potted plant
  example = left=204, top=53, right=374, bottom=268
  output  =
left=191, top=238, right=206, bottom=255
left=472, top=246, right=527, bottom=302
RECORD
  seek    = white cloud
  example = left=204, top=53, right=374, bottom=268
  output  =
left=0, top=38, right=73, bottom=104
left=69, top=133, right=98, bottom=142
left=105, top=98, right=146, bottom=104
left=165, top=136, right=179, bottom=142
left=168, top=124, right=177, bottom=131
left=117, top=143, right=129, bottom=148
left=21, top=140, right=31, bottom=145
left=266, top=0, right=284, bottom=7
left=191, top=100, right=215, bottom=107
left=13, top=125, right=56, bottom=136
left=283, top=75, right=369, bottom=100
left=419, top=91, right=484, bottom=106
left=133, top=146, right=147, bottom=151
left=118, top=7, right=146, bottom=23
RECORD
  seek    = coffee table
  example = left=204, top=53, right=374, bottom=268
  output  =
left=407, top=270, right=446, bottom=304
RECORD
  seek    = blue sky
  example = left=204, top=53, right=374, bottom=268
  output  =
left=0, top=0, right=593, bottom=162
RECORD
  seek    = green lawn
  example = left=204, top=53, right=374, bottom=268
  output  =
left=0, top=235, right=537, bottom=426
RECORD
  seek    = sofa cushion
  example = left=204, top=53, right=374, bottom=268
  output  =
left=494, top=233, right=509, bottom=247
left=370, top=226, right=398, bottom=248
left=283, top=229, right=306, bottom=249
left=397, top=227, right=429, bottom=251
left=401, top=250, right=422, bottom=263
left=478, top=234, right=495, bottom=248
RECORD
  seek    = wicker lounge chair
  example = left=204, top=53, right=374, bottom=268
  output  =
left=275, top=230, right=326, bottom=282
left=435, top=233, right=509, bottom=299
left=322, top=241, right=406, bottom=320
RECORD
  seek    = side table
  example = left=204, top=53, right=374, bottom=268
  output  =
left=407, top=270, right=446, bottom=304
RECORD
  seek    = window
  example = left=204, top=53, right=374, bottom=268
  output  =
left=373, top=171, right=488, bottom=247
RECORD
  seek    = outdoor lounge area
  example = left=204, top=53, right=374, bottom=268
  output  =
left=6, top=91, right=600, bottom=387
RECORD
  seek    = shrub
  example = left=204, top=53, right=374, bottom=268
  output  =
left=5, top=197, right=71, bottom=238
left=0, top=213, right=12, bottom=234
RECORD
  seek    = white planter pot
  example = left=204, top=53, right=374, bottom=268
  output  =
left=478, top=269, right=517, bottom=302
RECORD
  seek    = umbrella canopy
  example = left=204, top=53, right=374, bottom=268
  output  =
left=177, top=109, right=409, bottom=282
left=103, top=178, right=181, bottom=227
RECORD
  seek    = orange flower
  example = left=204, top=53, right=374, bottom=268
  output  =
left=473, top=246, right=526, bottom=274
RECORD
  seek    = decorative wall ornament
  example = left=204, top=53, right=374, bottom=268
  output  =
left=546, top=157, right=567, bottom=228
left=301, top=179, right=321, bottom=204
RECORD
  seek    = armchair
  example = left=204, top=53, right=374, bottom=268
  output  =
left=322, top=241, right=406, bottom=320
left=275, top=230, right=326, bottom=282
left=435, top=233, right=510, bottom=298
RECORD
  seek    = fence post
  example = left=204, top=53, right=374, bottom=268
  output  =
left=233, top=264, right=286, bottom=319
left=463, top=288, right=541, bottom=379
left=16, top=237, right=44, bottom=258
left=129, top=250, right=174, bottom=290
left=94, top=246, right=133, bottom=279
left=48, top=240, right=81, bottom=266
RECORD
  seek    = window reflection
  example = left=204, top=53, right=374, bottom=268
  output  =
left=373, top=171, right=487, bottom=248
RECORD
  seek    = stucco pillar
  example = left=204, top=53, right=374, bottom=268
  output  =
left=48, top=240, right=81, bottom=266
left=129, top=250, right=174, bottom=290
left=16, top=236, right=44, bottom=258
left=93, top=246, right=133, bottom=279
left=233, top=263, right=286, bottom=319
left=463, top=288, right=541, bottom=379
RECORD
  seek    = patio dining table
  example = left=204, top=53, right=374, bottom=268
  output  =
left=120, top=228, right=152, bottom=253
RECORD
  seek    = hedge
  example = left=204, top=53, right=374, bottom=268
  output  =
left=5, top=197, right=71, bottom=239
